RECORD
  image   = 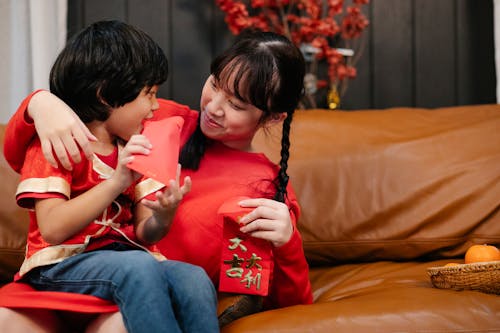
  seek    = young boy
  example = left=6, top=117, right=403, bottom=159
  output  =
left=0, top=20, right=218, bottom=333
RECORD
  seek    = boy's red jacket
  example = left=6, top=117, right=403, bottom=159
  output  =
left=3, top=91, right=199, bottom=174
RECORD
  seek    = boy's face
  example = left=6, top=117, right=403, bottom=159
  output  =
left=106, top=86, right=159, bottom=141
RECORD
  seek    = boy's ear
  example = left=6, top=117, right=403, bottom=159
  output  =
left=96, top=86, right=111, bottom=106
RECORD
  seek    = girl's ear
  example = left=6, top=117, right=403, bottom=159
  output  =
left=264, top=112, right=287, bottom=127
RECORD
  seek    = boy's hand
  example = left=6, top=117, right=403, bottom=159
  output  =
left=112, top=134, right=152, bottom=189
left=136, top=164, right=191, bottom=244
left=141, top=164, right=192, bottom=222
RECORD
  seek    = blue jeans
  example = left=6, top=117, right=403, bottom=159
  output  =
left=23, top=243, right=219, bottom=333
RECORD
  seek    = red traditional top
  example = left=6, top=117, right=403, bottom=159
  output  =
left=15, top=138, right=166, bottom=279
left=158, top=141, right=313, bottom=308
left=2, top=91, right=313, bottom=312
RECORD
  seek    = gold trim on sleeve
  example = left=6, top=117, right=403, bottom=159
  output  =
left=16, top=177, right=71, bottom=198
left=135, top=178, right=165, bottom=202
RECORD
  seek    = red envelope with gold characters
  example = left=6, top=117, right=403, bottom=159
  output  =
left=218, top=196, right=273, bottom=296
left=127, top=116, right=184, bottom=186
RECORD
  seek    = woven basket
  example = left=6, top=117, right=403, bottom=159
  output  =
left=427, top=261, right=500, bottom=295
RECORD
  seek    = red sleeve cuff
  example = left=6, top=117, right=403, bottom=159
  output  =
left=273, top=229, right=304, bottom=264
left=3, top=90, right=46, bottom=172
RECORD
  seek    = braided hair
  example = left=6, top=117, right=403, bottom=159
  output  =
left=180, top=30, right=305, bottom=203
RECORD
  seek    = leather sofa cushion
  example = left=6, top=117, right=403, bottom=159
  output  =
left=253, top=105, right=500, bottom=265
left=221, top=259, right=500, bottom=333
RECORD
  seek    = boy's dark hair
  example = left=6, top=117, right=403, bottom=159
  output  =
left=49, top=20, right=168, bottom=123
left=180, top=30, right=305, bottom=203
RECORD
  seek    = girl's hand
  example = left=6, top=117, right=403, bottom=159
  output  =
left=29, top=91, right=97, bottom=170
left=238, top=198, right=294, bottom=248
left=112, top=135, right=152, bottom=190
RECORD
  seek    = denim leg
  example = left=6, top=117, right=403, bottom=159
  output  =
left=25, top=247, right=182, bottom=333
left=158, top=260, right=219, bottom=333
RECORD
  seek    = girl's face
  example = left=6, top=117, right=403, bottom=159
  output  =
left=199, top=75, right=264, bottom=151
left=107, top=86, right=159, bottom=141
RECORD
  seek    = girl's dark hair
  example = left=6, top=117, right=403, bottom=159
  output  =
left=180, top=30, right=305, bottom=203
left=49, top=20, right=168, bottom=123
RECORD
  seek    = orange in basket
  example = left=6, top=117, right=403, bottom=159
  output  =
left=428, top=244, right=500, bottom=295
left=464, top=244, right=500, bottom=264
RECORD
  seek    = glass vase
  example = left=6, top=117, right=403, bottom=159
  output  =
left=327, top=85, right=340, bottom=110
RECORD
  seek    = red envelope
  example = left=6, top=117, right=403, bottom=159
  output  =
left=127, top=116, right=184, bottom=185
left=218, top=197, right=273, bottom=296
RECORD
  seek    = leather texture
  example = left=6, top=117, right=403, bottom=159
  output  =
left=1, top=104, right=499, bottom=331
left=0, top=125, right=27, bottom=284
left=254, top=105, right=500, bottom=265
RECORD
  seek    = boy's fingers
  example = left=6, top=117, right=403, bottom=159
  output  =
left=180, top=176, right=192, bottom=195
left=128, top=134, right=151, bottom=147
left=176, top=164, right=181, bottom=183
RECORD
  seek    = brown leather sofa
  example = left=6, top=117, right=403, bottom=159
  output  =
left=1, top=104, right=500, bottom=332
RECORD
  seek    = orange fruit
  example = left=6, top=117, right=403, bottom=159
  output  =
left=464, top=244, right=500, bottom=264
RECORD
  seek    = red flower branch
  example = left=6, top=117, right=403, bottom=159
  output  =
left=216, top=0, right=370, bottom=108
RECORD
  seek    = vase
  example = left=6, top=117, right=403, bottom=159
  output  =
left=327, top=85, right=340, bottom=110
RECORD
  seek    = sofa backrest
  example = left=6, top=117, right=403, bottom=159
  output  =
left=1, top=105, right=499, bottom=280
left=253, top=105, right=500, bottom=266
left=0, top=124, right=28, bottom=283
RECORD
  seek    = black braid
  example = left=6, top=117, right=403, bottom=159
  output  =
left=273, top=111, right=293, bottom=203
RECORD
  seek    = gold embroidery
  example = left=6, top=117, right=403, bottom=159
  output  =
left=151, top=252, right=168, bottom=261
left=19, top=215, right=166, bottom=277
left=19, top=220, right=109, bottom=277
left=93, top=200, right=166, bottom=260
left=135, top=178, right=165, bottom=202
left=19, top=145, right=167, bottom=276
left=91, top=155, right=115, bottom=179
left=91, top=143, right=126, bottom=178
left=241, top=270, right=262, bottom=290
left=19, top=244, right=86, bottom=276
left=16, top=177, right=71, bottom=198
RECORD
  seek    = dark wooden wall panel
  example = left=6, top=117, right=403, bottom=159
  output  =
left=341, top=0, right=371, bottom=110
left=127, top=0, right=171, bottom=98
left=67, top=0, right=84, bottom=36
left=456, top=0, right=495, bottom=106
left=456, top=0, right=475, bottom=106
left=84, top=0, right=126, bottom=22
left=67, top=0, right=495, bottom=110
left=415, top=0, right=456, bottom=108
left=170, top=0, right=213, bottom=108
left=473, top=1, right=496, bottom=104
left=212, top=3, right=233, bottom=56
left=371, top=0, right=413, bottom=108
